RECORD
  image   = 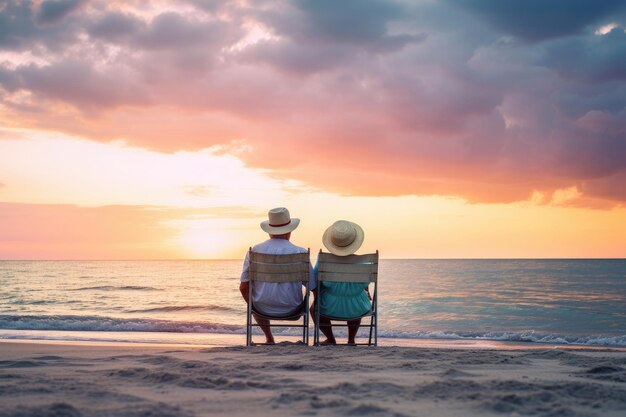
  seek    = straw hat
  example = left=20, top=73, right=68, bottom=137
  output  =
left=260, top=207, right=300, bottom=234
left=322, top=220, right=364, bottom=256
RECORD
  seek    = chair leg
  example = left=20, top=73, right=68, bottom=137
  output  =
left=304, top=292, right=310, bottom=345
left=246, top=284, right=252, bottom=346
left=246, top=308, right=251, bottom=346
left=312, top=298, right=316, bottom=345
left=305, top=309, right=309, bottom=346
left=314, top=293, right=321, bottom=346
left=246, top=312, right=251, bottom=346
left=368, top=311, right=378, bottom=346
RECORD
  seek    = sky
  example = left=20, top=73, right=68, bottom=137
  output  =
left=1, top=0, right=625, bottom=259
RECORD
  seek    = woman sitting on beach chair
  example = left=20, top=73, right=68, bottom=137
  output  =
left=311, top=220, right=374, bottom=345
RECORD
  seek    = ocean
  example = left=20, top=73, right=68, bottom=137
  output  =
left=0, top=259, right=625, bottom=347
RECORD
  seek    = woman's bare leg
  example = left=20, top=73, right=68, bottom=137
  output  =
left=347, top=318, right=362, bottom=344
left=318, top=316, right=336, bottom=344
left=311, top=305, right=336, bottom=344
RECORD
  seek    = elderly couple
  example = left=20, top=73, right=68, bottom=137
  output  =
left=240, top=207, right=371, bottom=345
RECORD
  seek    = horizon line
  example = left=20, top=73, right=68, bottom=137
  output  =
left=1, top=257, right=625, bottom=261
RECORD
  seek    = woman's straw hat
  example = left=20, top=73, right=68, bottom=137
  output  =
left=260, top=207, right=300, bottom=234
left=322, top=220, right=364, bottom=256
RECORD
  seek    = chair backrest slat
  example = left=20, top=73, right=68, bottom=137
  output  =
left=250, top=252, right=309, bottom=264
left=318, top=271, right=377, bottom=283
left=252, top=271, right=310, bottom=283
left=317, top=251, right=378, bottom=283
left=248, top=249, right=310, bottom=283
left=251, top=262, right=309, bottom=274
left=317, top=252, right=378, bottom=264
left=317, top=262, right=376, bottom=274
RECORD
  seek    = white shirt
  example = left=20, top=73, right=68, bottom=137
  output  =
left=240, top=238, right=315, bottom=316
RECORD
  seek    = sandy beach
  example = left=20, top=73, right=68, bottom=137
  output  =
left=1, top=341, right=625, bottom=417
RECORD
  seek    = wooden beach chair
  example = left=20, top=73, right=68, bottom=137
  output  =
left=314, top=250, right=379, bottom=346
left=246, top=249, right=311, bottom=346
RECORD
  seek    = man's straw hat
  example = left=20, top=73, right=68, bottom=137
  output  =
left=260, top=207, right=300, bottom=234
left=322, top=220, right=364, bottom=256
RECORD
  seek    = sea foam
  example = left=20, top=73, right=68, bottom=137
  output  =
left=1, top=314, right=624, bottom=347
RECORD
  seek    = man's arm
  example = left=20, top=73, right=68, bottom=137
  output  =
left=240, top=282, right=250, bottom=303
left=240, top=250, right=251, bottom=304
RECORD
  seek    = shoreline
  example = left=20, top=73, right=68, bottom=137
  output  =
left=2, top=332, right=626, bottom=351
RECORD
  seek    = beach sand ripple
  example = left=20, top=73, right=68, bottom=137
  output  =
left=0, top=344, right=625, bottom=416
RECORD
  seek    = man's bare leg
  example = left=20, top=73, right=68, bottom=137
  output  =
left=253, top=314, right=275, bottom=344
left=347, top=318, right=362, bottom=344
left=242, top=282, right=274, bottom=344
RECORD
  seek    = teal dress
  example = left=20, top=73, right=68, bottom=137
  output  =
left=314, top=263, right=372, bottom=319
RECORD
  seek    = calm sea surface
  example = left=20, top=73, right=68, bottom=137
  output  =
left=0, top=259, right=624, bottom=346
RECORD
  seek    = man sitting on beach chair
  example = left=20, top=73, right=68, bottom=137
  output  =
left=240, top=207, right=315, bottom=344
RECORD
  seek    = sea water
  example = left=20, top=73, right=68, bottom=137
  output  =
left=0, top=259, right=624, bottom=346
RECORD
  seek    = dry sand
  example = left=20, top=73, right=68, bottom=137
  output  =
left=1, top=341, right=625, bottom=417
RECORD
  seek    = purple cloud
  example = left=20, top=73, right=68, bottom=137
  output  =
left=87, top=11, right=144, bottom=41
left=38, top=0, right=84, bottom=24
left=0, top=0, right=81, bottom=50
left=448, top=0, right=626, bottom=41
left=8, top=60, right=150, bottom=110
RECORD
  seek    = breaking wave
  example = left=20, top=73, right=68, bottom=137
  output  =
left=377, top=330, right=626, bottom=347
left=125, top=305, right=236, bottom=313
left=0, top=314, right=243, bottom=334
left=72, top=286, right=160, bottom=291
left=0, top=315, right=624, bottom=347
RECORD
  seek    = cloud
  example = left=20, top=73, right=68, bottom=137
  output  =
left=86, top=11, right=144, bottom=42
left=0, top=0, right=82, bottom=50
left=541, top=28, right=626, bottom=83
left=0, top=128, right=25, bottom=140
left=0, top=0, right=625, bottom=204
left=38, top=0, right=83, bottom=24
left=3, top=60, right=150, bottom=110
left=580, top=170, right=626, bottom=201
left=0, top=66, right=20, bottom=91
left=447, top=0, right=626, bottom=41
left=238, top=38, right=356, bottom=75
left=275, top=0, right=423, bottom=52
left=84, top=8, right=243, bottom=51
left=133, top=12, right=235, bottom=50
